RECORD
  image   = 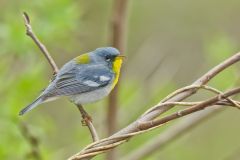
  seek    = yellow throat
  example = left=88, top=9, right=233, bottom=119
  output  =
left=112, top=56, right=123, bottom=89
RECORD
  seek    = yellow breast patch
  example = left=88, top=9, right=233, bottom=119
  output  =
left=74, top=53, right=90, bottom=64
left=112, top=56, right=123, bottom=89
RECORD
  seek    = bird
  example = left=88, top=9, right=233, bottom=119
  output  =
left=19, top=47, right=124, bottom=115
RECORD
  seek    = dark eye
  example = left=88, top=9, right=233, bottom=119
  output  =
left=105, top=56, right=111, bottom=61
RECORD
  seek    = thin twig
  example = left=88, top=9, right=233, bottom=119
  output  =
left=139, top=87, right=240, bottom=130
left=122, top=107, right=224, bottom=160
left=143, top=85, right=240, bottom=116
left=127, top=80, right=240, bottom=159
left=22, top=12, right=99, bottom=142
left=77, top=105, right=99, bottom=142
left=143, top=100, right=238, bottom=116
left=22, top=12, right=59, bottom=74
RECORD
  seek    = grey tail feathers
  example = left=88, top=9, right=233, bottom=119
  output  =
left=19, top=96, right=44, bottom=116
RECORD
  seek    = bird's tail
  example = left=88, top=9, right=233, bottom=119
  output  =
left=19, top=96, right=44, bottom=116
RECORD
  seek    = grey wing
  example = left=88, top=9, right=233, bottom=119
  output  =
left=45, top=63, right=114, bottom=97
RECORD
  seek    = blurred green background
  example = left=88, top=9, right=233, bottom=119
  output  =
left=1, top=0, right=240, bottom=160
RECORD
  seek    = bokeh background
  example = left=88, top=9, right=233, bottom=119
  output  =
left=1, top=0, right=240, bottom=160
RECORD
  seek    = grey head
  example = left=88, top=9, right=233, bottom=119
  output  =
left=90, top=47, right=120, bottom=64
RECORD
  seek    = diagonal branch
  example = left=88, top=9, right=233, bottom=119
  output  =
left=122, top=107, right=224, bottom=160
left=125, top=79, right=240, bottom=160
left=69, top=87, right=240, bottom=160
left=22, top=12, right=99, bottom=142
left=143, top=84, right=240, bottom=116
left=22, top=12, right=59, bottom=74
left=139, top=87, right=240, bottom=130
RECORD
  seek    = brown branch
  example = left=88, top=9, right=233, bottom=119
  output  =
left=22, top=12, right=59, bottom=74
left=139, top=87, right=240, bottom=130
left=129, top=76, right=240, bottom=158
left=108, top=0, right=128, bottom=135
left=68, top=52, right=240, bottom=160
left=122, top=107, right=224, bottom=160
left=22, top=12, right=99, bottom=142
left=107, top=0, right=129, bottom=159
left=143, top=84, right=240, bottom=115
left=69, top=87, right=240, bottom=160
left=77, top=105, right=99, bottom=142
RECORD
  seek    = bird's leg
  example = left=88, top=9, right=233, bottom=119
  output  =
left=77, top=104, right=92, bottom=126
left=76, top=104, right=99, bottom=141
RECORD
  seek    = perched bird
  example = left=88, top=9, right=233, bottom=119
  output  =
left=19, top=47, right=124, bottom=115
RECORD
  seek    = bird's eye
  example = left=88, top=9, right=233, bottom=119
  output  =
left=105, top=56, right=111, bottom=62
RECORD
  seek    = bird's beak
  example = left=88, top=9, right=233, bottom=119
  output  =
left=116, top=55, right=126, bottom=60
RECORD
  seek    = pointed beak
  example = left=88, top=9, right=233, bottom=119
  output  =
left=116, top=55, right=126, bottom=59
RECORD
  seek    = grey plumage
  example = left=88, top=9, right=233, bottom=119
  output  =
left=19, top=47, right=121, bottom=115
left=48, top=64, right=114, bottom=96
left=19, top=96, right=44, bottom=115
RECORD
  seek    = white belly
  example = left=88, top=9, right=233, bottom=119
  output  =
left=69, top=84, right=112, bottom=104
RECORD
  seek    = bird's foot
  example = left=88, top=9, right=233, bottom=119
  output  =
left=81, top=114, right=92, bottom=126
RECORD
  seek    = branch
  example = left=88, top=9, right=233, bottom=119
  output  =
left=22, top=12, right=59, bottom=74
left=127, top=76, right=240, bottom=159
left=143, top=84, right=240, bottom=116
left=77, top=105, right=99, bottom=142
left=22, top=12, right=99, bottom=142
left=122, top=107, right=224, bottom=160
left=138, top=87, right=240, bottom=130
left=107, top=0, right=128, bottom=159
left=69, top=51, right=240, bottom=160
left=69, top=87, right=240, bottom=160
left=108, top=0, right=128, bottom=136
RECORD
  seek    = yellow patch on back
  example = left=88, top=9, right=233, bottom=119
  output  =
left=74, top=53, right=90, bottom=64
left=112, top=56, right=123, bottom=89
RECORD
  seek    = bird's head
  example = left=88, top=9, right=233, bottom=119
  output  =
left=92, top=47, right=125, bottom=66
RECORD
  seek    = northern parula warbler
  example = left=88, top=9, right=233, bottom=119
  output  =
left=19, top=47, right=124, bottom=115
